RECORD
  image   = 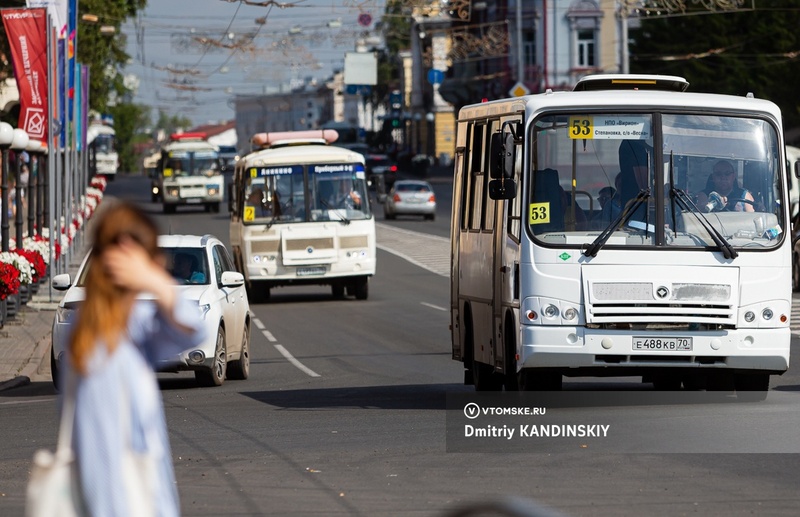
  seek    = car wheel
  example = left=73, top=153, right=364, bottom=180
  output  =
left=196, top=327, right=227, bottom=387
left=227, top=326, right=250, bottom=380
left=50, top=345, right=60, bottom=392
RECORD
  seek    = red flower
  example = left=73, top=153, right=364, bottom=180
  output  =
left=0, top=262, right=20, bottom=300
left=14, top=248, right=46, bottom=281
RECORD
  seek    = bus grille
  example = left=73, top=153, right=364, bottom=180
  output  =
left=285, top=237, right=334, bottom=251
left=251, top=240, right=280, bottom=254
left=587, top=282, right=734, bottom=325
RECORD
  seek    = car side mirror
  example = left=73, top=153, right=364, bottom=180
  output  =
left=52, top=273, right=72, bottom=291
left=220, top=271, right=244, bottom=288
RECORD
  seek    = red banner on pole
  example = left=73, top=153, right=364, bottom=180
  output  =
left=2, top=8, right=49, bottom=141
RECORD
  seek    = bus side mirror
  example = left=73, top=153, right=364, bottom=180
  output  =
left=488, top=179, right=517, bottom=200
left=490, top=132, right=516, bottom=180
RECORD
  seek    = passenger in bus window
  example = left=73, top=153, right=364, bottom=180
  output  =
left=695, top=160, right=755, bottom=212
left=592, top=173, right=623, bottom=228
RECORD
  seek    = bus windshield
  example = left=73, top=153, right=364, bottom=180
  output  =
left=94, top=134, right=115, bottom=154
left=243, top=163, right=370, bottom=223
left=166, top=150, right=220, bottom=177
left=529, top=112, right=783, bottom=250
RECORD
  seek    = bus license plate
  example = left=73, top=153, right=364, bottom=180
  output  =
left=297, top=266, right=326, bottom=277
left=632, top=337, right=692, bottom=351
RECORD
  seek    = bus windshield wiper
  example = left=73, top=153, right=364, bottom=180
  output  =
left=583, top=189, right=651, bottom=257
left=670, top=187, right=737, bottom=260
left=318, top=198, right=351, bottom=225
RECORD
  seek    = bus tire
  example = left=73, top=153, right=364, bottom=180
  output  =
left=503, top=312, right=519, bottom=391
left=209, top=202, right=220, bottom=213
left=353, top=276, right=368, bottom=300
left=734, top=372, right=769, bottom=402
left=332, top=283, right=345, bottom=299
left=463, top=307, right=502, bottom=391
left=164, top=204, right=176, bottom=214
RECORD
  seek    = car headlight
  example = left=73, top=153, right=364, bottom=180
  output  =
left=56, top=306, right=74, bottom=324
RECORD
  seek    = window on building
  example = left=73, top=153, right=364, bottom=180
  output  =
left=577, top=29, right=596, bottom=68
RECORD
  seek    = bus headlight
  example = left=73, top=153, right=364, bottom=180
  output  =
left=744, top=311, right=755, bottom=323
left=207, top=187, right=219, bottom=196
left=168, top=187, right=179, bottom=197
left=762, top=308, right=773, bottom=320
left=563, top=307, right=578, bottom=321
left=543, top=304, right=559, bottom=319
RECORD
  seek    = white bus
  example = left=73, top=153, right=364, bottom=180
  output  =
left=157, top=132, right=224, bottom=214
left=451, top=74, right=790, bottom=399
left=229, top=130, right=375, bottom=301
left=87, top=121, right=119, bottom=179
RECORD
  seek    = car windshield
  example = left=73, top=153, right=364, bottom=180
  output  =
left=163, top=247, right=210, bottom=285
left=74, top=247, right=211, bottom=287
left=528, top=112, right=784, bottom=251
left=396, top=182, right=431, bottom=193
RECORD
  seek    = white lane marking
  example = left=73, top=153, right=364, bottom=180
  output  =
left=262, top=330, right=276, bottom=342
left=421, top=302, right=446, bottom=311
left=253, top=318, right=265, bottom=330
left=274, top=344, right=320, bottom=377
left=0, top=398, right=53, bottom=407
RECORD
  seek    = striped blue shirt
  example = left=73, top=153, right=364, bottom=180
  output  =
left=62, top=297, right=206, bottom=517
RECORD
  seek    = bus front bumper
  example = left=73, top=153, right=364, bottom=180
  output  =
left=519, top=326, right=790, bottom=373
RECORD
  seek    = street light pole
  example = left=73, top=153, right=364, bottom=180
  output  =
left=11, top=129, right=29, bottom=249
left=0, top=122, right=14, bottom=253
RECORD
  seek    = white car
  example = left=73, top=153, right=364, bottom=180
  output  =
left=383, top=180, right=437, bottom=220
left=51, top=234, right=251, bottom=388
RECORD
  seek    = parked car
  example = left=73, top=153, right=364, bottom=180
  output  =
left=383, top=180, right=437, bottom=220
left=51, top=234, right=251, bottom=389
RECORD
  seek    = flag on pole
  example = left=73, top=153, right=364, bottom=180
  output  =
left=1, top=8, right=50, bottom=141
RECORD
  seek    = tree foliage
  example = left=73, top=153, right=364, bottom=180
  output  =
left=630, top=2, right=800, bottom=138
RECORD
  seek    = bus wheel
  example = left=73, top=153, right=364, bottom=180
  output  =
left=331, top=282, right=345, bottom=299
left=353, top=277, right=368, bottom=300
left=210, top=202, right=220, bottom=213
left=734, top=373, right=769, bottom=402
left=164, top=204, right=176, bottom=214
left=473, top=361, right=503, bottom=391
left=503, top=315, right=519, bottom=391
left=518, top=369, right=562, bottom=391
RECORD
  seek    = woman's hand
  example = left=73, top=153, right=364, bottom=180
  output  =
left=102, top=237, right=177, bottom=311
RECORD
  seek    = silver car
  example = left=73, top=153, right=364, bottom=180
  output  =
left=51, top=234, right=251, bottom=388
left=383, top=180, right=437, bottom=220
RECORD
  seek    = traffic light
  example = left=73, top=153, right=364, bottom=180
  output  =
left=391, top=117, right=401, bottom=128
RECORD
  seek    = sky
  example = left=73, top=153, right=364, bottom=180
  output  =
left=120, top=0, right=388, bottom=126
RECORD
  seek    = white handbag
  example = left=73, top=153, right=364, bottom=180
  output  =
left=26, top=368, right=157, bottom=517
left=25, top=374, right=86, bottom=517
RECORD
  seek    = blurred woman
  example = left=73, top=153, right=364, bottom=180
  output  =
left=64, top=201, right=205, bottom=516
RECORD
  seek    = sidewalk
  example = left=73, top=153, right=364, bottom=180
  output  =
left=0, top=252, right=85, bottom=392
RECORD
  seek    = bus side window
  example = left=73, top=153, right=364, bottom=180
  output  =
left=530, top=168, right=564, bottom=234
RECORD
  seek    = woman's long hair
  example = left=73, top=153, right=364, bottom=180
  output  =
left=69, top=201, right=160, bottom=375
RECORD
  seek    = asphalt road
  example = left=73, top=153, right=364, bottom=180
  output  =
left=1, top=175, right=799, bottom=516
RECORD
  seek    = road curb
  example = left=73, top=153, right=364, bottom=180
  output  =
left=0, top=375, right=31, bottom=392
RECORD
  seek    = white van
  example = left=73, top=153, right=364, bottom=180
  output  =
left=786, top=145, right=800, bottom=217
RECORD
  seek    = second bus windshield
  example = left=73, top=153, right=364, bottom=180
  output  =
left=243, top=163, right=370, bottom=223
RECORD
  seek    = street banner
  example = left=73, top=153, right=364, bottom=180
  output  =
left=57, top=37, right=65, bottom=147
left=26, top=0, right=66, bottom=33
left=1, top=8, right=49, bottom=141
left=79, top=64, right=88, bottom=151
